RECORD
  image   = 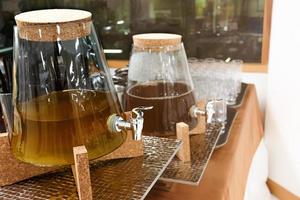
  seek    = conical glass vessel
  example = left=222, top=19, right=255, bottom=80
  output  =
left=12, top=9, right=127, bottom=166
left=125, top=33, right=198, bottom=137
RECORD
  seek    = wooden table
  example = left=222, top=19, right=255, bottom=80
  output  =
left=147, top=85, right=264, bottom=200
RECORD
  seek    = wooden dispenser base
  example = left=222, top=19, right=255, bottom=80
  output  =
left=0, top=133, right=56, bottom=186
left=175, top=121, right=204, bottom=163
left=72, top=146, right=93, bottom=200
left=0, top=112, right=143, bottom=187
left=175, top=100, right=207, bottom=162
left=176, top=123, right=191, bottom=162
left=97, top=111, right=143, bottom=161
left=189, top=100, right=206, bottom=135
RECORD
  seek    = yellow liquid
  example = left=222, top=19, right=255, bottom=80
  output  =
left=12, top=89, right=126, bottom=166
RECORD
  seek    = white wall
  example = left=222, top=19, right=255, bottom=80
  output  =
left=242, top=72, right=268, bottom=118
left=264, top=0, right=300, bottom=196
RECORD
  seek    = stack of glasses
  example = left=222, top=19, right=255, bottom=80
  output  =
left=189, top=58, right=243, bottom=106
left=189, top=58, right=243, bottom=133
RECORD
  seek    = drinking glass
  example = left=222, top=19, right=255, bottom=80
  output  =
left=188, top=58, right=244, bottom=132
left=231, top=59, right=243, bottom=95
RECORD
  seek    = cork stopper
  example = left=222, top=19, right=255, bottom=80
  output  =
left=15, top=9, right=92, bottom=41
left=133, top=33, right=182, bottom=49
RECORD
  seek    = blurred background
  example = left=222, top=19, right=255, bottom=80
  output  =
left=0, top=0, right=264, bottom=62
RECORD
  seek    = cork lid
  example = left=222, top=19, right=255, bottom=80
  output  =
left=15, top=9, right=92, bottom=41
left=133, top=33, right=182, bottom=48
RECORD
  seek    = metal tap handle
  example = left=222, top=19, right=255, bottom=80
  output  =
left=205, top=101, right=216, bottom=124
left=107, top=106, right=153, bottom=141
left=190, top=99, right=226, bottom=124
left=131, top=106, right=153, bottom=140
left=132, top=106, right=153, bottom=118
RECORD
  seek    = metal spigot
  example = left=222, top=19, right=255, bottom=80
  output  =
left=189, top=100, right=219, bottom=124
left=107, top=106, right=153, bottom=140
left=206, top=101, right=217, bottom=124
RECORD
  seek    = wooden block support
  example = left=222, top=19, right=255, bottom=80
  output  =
left=0, top=133, right=55, bottom=186
left=72, top=146, right=93, bottom=200
left=176, top=122, right=191, bottom=162
left=98, top=130, right=143, bottom=161
left=190, top=100, right=206, bottom=135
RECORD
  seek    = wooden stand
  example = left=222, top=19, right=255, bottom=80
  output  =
left=0, top=107, right=206, bottom=199
left=0, top=133, right=56, bottom=186
left=0, top=114, right=143, bottom=188
left=190, top=100, right=206, bottom=135
left=175, top=101, right=207, bottom=162
left=72, top=146, right=93, bottom=200
left=176, top=123, right=191, bottom=162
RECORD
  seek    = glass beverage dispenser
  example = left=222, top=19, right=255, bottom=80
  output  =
left=126, top=33, right=218, bottom=137
left=12, top=9, right=147, bottom=166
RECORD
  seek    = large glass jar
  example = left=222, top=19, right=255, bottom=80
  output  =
left=12, top=9, right=128, bottom=166
left=125, top=34, right=198, bottom=137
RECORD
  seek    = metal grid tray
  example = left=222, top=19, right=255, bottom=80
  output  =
left=0, top=136, right=181, bottom=200
left=216, top=107, right=237, bottom=148
left=159, top=84, right=248, bottom=185
left=160, top=124, right=222, bottom=185
left=216, top=83, right=248, bottom=147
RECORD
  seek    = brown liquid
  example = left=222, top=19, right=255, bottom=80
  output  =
left=125, top=82, right=197, bottom=136
left=12, top=90, right=126, bottom=166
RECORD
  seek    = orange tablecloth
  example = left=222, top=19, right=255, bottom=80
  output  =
left=147, top=84, right=264, bottom=200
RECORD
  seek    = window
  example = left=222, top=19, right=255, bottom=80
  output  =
left=0, top=0, right=272, bottom=72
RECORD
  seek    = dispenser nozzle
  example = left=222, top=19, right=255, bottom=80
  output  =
left=190, top=99, right=226, bottom=124
left=107, top=106, right=153, bottom=140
